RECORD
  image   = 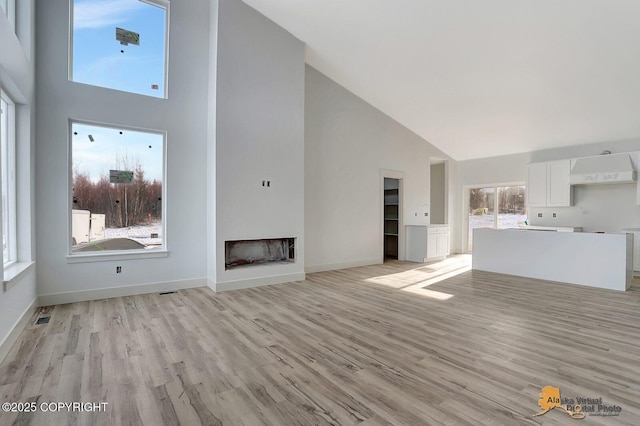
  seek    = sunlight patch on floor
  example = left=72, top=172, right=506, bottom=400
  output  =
left=364, top=254, right=472, bottom=299
left=401, top=263, right=472, bottom=300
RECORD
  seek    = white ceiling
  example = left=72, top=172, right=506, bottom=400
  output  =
left=242, top=0, right=640, bottom=161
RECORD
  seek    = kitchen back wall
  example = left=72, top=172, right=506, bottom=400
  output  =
left=457, top=139, right=640, bottom=246
left=530, top=183, right=639, bottom=233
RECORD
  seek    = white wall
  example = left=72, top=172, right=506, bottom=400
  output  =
left=305, top=66, right=456, bottom=271
left=458, top=140, right=640, bottom=244
left=35, top=0, right=210, bottom=301
left=214, top=0, right=305, bottom=289
left=0, top=0, right=37, bottom=355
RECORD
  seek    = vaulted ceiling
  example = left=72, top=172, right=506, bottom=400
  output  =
left=242, top=0, right=640, bottom=160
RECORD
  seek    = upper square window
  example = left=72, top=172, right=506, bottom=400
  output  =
left=70, top=0, right=169, bottom=98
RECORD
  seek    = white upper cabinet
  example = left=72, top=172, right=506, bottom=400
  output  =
left=526, top=159, right=572, bottom=207
left=547, top=160, right=572, bottom=206
left=526, top=162, right=547, bottom=207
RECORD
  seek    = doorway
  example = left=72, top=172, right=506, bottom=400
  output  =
left=384, top=178, right=400, bottom=259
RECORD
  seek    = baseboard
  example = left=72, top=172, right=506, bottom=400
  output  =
left=38, top=278, right=207, bottom=306
left=212, top=272, right=305, bottom=292
left=305, top=258, right=380, bottom=274
left=0, top=297, right=38, bottom=364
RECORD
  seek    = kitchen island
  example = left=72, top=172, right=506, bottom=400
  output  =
left=472, top=229, right=633, bottom=291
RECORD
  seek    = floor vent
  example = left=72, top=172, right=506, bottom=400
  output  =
left=36, top=316, right=51, bottom=325
left=159, top=291, right=177, bottom=295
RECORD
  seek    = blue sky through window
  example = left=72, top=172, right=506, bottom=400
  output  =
left=73, top=122, right=164, bottom=183
left=72, top=0, right=167, bottom=98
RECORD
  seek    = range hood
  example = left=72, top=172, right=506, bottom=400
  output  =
left=569, top=153, right=637, bottom=185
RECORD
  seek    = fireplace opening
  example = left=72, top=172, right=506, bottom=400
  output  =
left=225, top=238, right=295, bottom=270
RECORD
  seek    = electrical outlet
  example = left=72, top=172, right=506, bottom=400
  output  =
left=538, top=213, right=542, bottom=218
left=116, top=266, right=122, bottom=273
left=553, top=213, right=557, bottom=218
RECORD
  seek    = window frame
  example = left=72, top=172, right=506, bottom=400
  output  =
left=463, top=182, right=527, bottom=253
left=1, top=91, right=17, bottom=268
left=68, top=0, right=171, bottom=99
left=67, top=118, right=168, bottom=261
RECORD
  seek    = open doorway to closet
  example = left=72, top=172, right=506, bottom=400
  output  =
left=383, top=178, right=401, bottom=260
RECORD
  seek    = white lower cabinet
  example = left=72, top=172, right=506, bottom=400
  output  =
left=427, top=225, right=450, bottom=261
left=406, top=225, right=449, bottom=262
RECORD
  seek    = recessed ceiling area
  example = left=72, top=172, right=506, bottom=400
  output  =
left=242, top=0, right=640, bottom=161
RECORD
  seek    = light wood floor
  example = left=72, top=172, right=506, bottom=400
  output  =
left=1, top=256, right=639, bottom=425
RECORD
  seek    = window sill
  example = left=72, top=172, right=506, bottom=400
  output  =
left=66, top=250, right=169, bottom=264
left=3, top=261, right=35, bottom=292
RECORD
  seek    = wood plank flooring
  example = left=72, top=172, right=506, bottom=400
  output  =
left=1, top=255, right=639, bottom=425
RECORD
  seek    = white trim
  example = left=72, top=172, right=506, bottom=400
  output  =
left=3, top=260, right=34, bottom=291
left=0, top=296, right=37, bottom=364
left=38, top=277, right=206, bottom=306
left=67, top=0, right=74, bottom=82
left=211, top=272, right=305, bottom=292
left=305, top=258, right=380, bottom=274
left=66, top=249, right=169, bottom=263
left=67, top=119, right=168, bottom=258
left=1, top=91, right=16, bottom=268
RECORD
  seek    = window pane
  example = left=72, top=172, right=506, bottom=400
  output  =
left=71, top=122, right=164, bottom=253
left=1, top=96, right=8, bottom=263
left=497, top=186, right=527, bottom=229
left=468, top=187, right=495, bottom=251
left=71, top=0, right=168, bottom=98
left=1, top=93, right=15, bottom=266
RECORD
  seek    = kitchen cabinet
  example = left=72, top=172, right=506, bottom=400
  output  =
left=405, top=225, right=449, bottom=262
left=427, top=226, right=450, bottom=260
left=526, top=159, right=573, bottom=207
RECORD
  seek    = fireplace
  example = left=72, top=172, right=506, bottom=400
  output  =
left=225, top=238, right=295, bottom=270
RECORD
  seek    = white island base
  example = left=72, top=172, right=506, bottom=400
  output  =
left=472, top=229, right=633, bottom=291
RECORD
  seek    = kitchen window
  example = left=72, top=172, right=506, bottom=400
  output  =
left=466, top=184, right=526, bottom=251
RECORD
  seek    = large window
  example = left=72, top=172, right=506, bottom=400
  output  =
left=467, top=184, right=526, bottom=251
left=70, top=0, right=169, bottom=98
left=70, top=121, right=165, bottom=254
left=1, top=92, right=16, bottom=266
